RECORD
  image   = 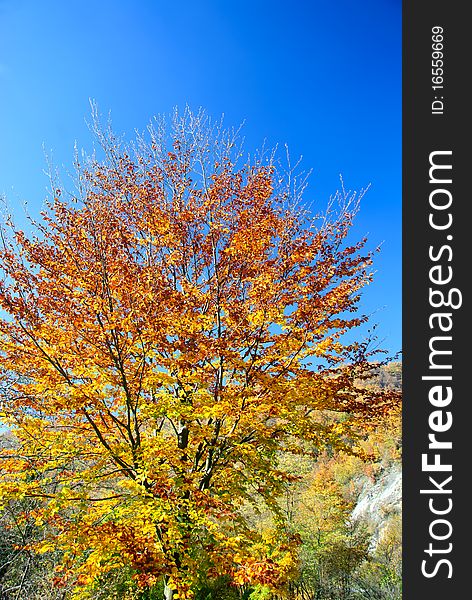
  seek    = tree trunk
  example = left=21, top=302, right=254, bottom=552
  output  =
left=164, top=578, right=174, bottom=600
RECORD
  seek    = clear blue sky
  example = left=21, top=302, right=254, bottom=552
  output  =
left=0, top=0, right=401, bottom=355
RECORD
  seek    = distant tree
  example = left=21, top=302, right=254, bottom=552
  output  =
left=290, top=458, right=369, bottom=600
left=0, top=433, right=66, bottom=600
left=370, top=363, right=402, bottom=392
left=0, top=107, right=394, bottom=599
left=355, top=514, right=402, bottom=600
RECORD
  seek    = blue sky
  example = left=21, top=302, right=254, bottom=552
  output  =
left=0, top=0, right=401, bottom=354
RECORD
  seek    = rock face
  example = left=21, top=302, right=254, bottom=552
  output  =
left=351, top=464, right=402, bottom=549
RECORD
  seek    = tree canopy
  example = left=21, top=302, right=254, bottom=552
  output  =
left=0, top=108, right=396, bottom=599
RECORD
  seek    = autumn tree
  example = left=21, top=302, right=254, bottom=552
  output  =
left=0, top=107, right=392, bottom=599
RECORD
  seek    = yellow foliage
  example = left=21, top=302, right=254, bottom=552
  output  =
left=0, top=109, right=397, bottom=597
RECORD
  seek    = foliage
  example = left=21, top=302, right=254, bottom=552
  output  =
left=368, top=363, right=401, bottom=392
left=355, top=514, right=402, bottom=600
left=0, top=108, right=397, bottom=598
left=290, top=458, right=369, bottom=600
left=288, top=394, right=402, bottom=600
left=0, top=433, right=67, bottom=599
